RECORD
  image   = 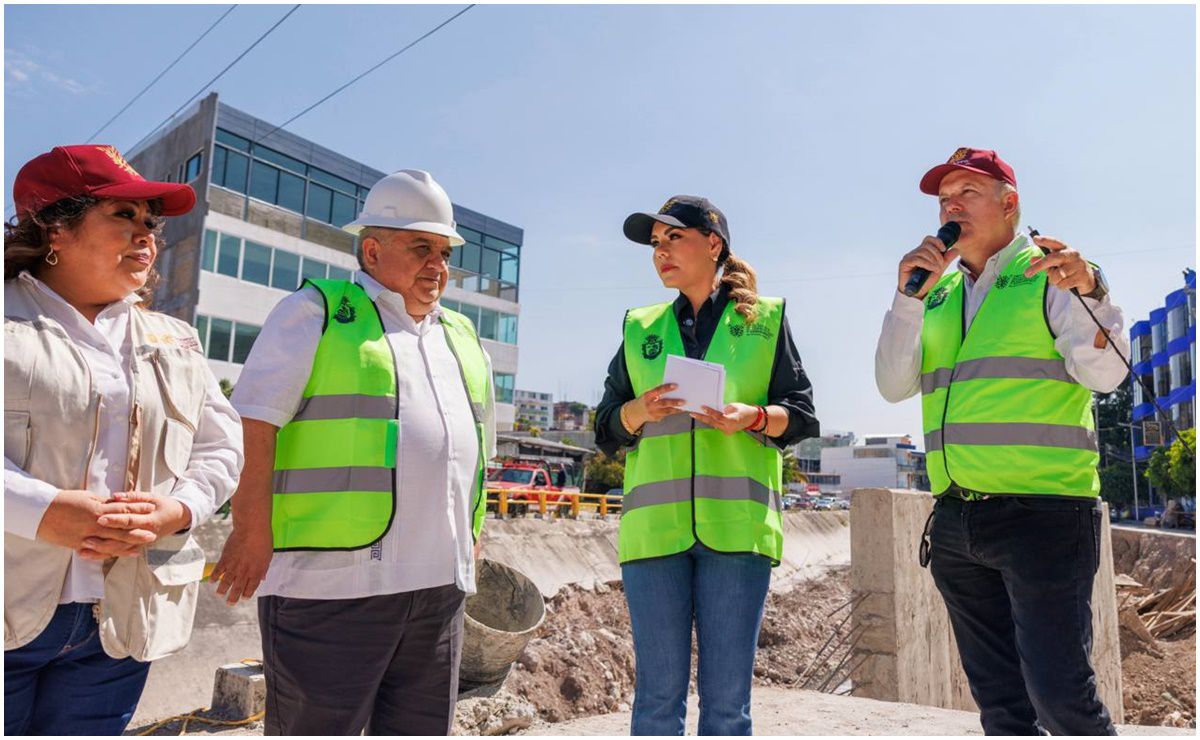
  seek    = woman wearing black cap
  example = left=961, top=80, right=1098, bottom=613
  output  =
left=3, top=145, right=243, bottom=734
left=595, top=195, right=820, bottom=735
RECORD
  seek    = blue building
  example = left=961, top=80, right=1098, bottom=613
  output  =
left=1129, top=268, right=1195, bottom=459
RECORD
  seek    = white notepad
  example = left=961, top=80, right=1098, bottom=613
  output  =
left=663, top=355, right=726, bottom=414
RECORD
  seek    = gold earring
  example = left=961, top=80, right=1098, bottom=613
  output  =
left=44, top=249, right=59, bottom=266
left=712, top=255, right=719, bottom=262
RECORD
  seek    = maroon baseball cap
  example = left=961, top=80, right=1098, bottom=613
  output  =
left=919, top=147, right=1017, bottom=195
left=12, top=144, right=196, bottom=218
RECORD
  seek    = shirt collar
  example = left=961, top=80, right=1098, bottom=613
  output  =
left=673, top=283, right=728, bottom=320
left=18, top=270, right=141, bottom=316
left=354, top=271, right=443, bottom=330
left=957, top=233, right=1029, bottom=282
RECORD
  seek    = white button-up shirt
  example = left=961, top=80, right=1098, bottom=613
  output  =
left=4, top=272, right=244, bottom=604
left=875, top=234, right=1132, bottom=403
left=231, top=272, right=495, bottom=599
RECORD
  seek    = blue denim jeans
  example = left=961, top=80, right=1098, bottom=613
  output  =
left=930, top=496, right=1115, bottom=735
left=622, top=543, right=772, bottom=736
left=4, top=602, right=152, bottom=735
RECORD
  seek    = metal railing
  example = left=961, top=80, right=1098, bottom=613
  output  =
left=484, top=488, right=622, bottom=518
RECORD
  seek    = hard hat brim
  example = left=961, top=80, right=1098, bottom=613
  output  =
left=343, top=216, right=466, bottom=247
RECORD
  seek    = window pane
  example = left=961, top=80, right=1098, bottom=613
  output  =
left=449, top=245, right=464, bottom=268
left=185, top=153, right=202, bottom=181
left=481, top=247, right=501, bottom=280
left=194, top=314, right=209, bottom=354
left=483, top=234, right=519, bottom=254
left=301, top=257, right=327, bottom=283
left=215, top=128, right=250, bottom=151
left=201, top=230, right=218, bottom=272
left=242, top=241, right=271, bottom=286
left=457, top=301, right=480, bottom=326
left=271, top=250, right=300, bottom=290
left=441, top=298, right=459, bottom=312
left=328, top=265, right=351, bottom=282
left=331, top=192, right=357, bottom=227
left=211, top=147, right=226, bottom=185
left=478, top=308, right=498, bottom=341
left=306, top=183, right=333, bottom=222
left=459, top=243, right=481, bottom=274
left=459, top=226, right=483, bottom=244
left=232, top=323, right=260, bottom=364
left=310, top=168, right=357, bottom=195
left=252, top=145, right=306, bottom=175
left=500, top=254, right=519, bottom=284
left=217, top=234, right=241, bottom=277
left=249, top=161, right=278, bottom=203
left=222, top=150, right=249, bottom=193
left=207, top=318, right=232, bottom=362
left=499, top=313, right=518, bottom=344
left=277, top=171, right=305, bottom=212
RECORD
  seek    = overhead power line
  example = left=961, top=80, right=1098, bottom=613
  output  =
left=85, top=5, right=238, bottom=144
left=253, top=4, right=475, bottom=144
left=126, top=4, right=301, bottom=155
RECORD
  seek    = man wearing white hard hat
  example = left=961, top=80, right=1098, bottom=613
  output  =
left=211, top=169, right=496, bottom=735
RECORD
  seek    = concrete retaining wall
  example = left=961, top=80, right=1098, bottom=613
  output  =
left=848, top=488, right=1123, bottom=723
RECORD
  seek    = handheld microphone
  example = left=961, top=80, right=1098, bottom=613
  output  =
left=903, top=221, right=961, bottom=297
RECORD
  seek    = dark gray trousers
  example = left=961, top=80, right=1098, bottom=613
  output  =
left=258, top=584, right=465, bottom=736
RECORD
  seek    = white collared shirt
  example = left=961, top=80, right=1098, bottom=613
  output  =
left=231, top=273, right=495, bottom=598
left=4, top=272, right=244, bottom=604
left=875, top=234, right=1132, bottom=404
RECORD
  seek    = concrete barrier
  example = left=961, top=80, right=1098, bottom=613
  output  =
left=848, top=488, right=1123, bottom=723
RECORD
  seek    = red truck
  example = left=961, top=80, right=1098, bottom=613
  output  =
left=487, top=460, right=579, bottom=516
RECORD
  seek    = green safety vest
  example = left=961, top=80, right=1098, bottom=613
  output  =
left=620, top=297, right=786, bottom=564
left=272, top=279, right=493, bottom=551
left=920, top=244, right=1099, bottom=497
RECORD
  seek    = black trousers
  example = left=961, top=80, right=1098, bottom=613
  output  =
left=258, top=584, right=465, bottom=736
left=929, top=495, right=1116, bottom=736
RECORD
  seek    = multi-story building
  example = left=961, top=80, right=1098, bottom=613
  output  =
left=820, top=434, right=929, bottom=492
left=126, top=93, right=521, bottom=429
left=513, top=390, right=554, bottom=430
left=1130, top=268, right=1196, bottom=460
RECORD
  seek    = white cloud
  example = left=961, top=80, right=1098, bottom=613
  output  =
left=5, top=48, right=88, bottom=95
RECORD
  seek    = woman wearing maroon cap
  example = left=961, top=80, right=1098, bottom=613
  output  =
left=3, top=145, right=243, bottom=735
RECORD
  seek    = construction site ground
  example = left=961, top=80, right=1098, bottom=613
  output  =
left=128, top=512, right=1196, bottom=735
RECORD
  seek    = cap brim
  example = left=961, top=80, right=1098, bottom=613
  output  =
left=622, top=212, right=688, bottom=245
left=919, top=163, right=1001, bottom=195
left=342, top=217, right=466, bottom=247
left=91, top=181, right=196, bottom=216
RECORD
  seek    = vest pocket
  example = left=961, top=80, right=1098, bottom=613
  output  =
left=4, top=410, right=32, bottom=470
left=97, top=533, right=205, bottom=661
left=160, top=418, right=195, bottom=479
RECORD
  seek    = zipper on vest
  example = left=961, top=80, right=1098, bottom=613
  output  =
left=80, top=393, right=103, bottom=490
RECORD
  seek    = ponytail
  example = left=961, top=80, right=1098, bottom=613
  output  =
left=719, top=251, right=759, bottom=323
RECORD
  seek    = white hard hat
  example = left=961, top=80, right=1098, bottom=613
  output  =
left=342, top=169, right=465, bottom=246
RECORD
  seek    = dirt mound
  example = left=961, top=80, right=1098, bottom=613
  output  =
left=1120, top=630, right=1195, bottom=728
left=502, top=570, right=856, bottom=724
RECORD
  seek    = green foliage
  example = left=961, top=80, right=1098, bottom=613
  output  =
left=219, top=379, right=234, bottom=399
left=584, top=449, right=625, bottom=493
left=781, top=451, right=805, bottom=485
left=1098, top=463, right=1134, bottom=508
left=1147, top=428, right=1196, bottom=500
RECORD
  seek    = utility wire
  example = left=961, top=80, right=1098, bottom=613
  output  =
left=253, top=4, right=475, bottom=145
left=125, top=4, right=301, bottom=155
left=85, top=5, right=238, bottom=144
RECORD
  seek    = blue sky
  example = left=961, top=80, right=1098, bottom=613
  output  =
left=5, top=4, right=1196, bottom=442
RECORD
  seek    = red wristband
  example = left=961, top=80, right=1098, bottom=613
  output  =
left=752, top=405, right=767, bottom=433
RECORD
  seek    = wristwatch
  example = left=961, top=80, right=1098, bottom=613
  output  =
left=1081, top=264, right=1109, bottom=301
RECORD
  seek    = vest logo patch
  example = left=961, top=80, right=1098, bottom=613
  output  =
left=926, top=286, right=949, bottom=309
left=730, top=323, right=773, bottom=340
left=994, top=274, right=1037, bottom=290
left=334, top=296, right=357, bottom=324
left=642, top=334, right=663, bottom=359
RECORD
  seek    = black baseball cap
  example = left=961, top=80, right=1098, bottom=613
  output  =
left=623, top=195, right=730, bottom=248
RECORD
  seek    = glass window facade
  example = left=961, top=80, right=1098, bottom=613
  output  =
left=494, top=373, right=515, bottom=404
left=203, top=229, right=355, bottom=293
left=196, top=313, right=263, bottom=366
left=448, top=225, right=520, bottom=303
left=185, top=152, right=202, bottom=182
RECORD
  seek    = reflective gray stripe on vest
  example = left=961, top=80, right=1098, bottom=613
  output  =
left=274, top=466, right=392, bottom=494
left=921, top=357, right=1074, bottom=395
left=925, top=423, right=1096, bottom=453
left=293, top=394, right=395, bottom=422
left=624, top=475, right=782, bottom=513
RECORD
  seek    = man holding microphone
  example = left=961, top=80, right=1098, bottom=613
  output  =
left=874, top=148, right=1128, bottom=735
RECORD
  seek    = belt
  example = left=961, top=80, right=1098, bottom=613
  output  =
left=940, top=484, right=990, bottom=502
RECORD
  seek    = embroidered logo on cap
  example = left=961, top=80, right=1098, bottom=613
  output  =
left=658, top=199, right=678, bottom=214
left=98, top=145, right=140, bottom=177
left=947, top=147, right=971, bottom=164
left=707, top=210, right=720, bottom=225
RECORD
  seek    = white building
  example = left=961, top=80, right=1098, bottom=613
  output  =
left=819, top=434, right=929, bottom=492
left=514, top=390, right=554, bottom=430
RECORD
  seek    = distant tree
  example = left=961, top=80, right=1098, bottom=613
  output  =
left=1098, top=463, right=1134, bottom=508
left=1146, top=429, right=1195, bottom=501
left=584, top=450, right=625, bottom=493
left=219, top=379, right=234, bottom=399
left=781, top=451, right=806, bottom=485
